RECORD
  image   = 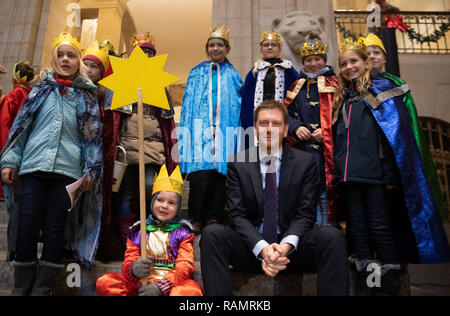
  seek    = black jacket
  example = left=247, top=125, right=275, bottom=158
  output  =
left=226, top=146, right=320, bottom=251
left=333, top=73, right=400, bottom=186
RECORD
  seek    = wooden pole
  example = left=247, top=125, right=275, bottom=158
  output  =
left=138, top=88, right=148, bottom=286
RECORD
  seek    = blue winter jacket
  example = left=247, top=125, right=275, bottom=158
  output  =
left=1, top=72, right=91, bottom=180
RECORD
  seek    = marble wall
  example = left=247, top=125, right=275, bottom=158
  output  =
left=212, top=0, right=339, bottom=76
left=0, top=0, right=50, bottom=93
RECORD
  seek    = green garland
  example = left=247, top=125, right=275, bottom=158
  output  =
left=335, top=20, right=363, bottom=41
left=404, top=22, right=450, bottom=45
left=335, top=18, right=450, bottom=45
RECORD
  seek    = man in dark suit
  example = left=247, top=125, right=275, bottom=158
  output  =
left=200, top=100, right=349, bottom=296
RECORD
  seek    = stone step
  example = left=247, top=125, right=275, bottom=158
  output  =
left=0, top=289, right=9, bottom=296
left=0, top=251, right=13, bottom=291
left=0, top=209, right=7, bottom=225
left=54, top=259, right=122, bottom=296
left=0, top=234, right=417, bottom=296
left=0, top=252, right=123, bottom=296
left=0, top=258, right=203, bottom=296
left=1, top=256, right=414, bottom=296
left=0, top=224, right=7, bottom=252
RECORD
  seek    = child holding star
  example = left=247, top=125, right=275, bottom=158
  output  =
left=96, top=164, right=203, bottom=296
left=113, top=33, right=178, bottom=249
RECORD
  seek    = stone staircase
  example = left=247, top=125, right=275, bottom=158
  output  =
left=0, top=197, right=339, bottom=296
left=0, top=202, right=11, bottom=296
left=0, top=194, right=313, bottom=296
left=1, top=193, right=449, bottom=296
left=0, top=199, right=200, bottom=296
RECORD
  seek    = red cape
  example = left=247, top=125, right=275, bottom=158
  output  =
left=0, top=84, right=32, bottom=199
left=284, top=75, right=339, bottom=223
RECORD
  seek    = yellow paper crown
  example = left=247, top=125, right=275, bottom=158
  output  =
left=100, top=39, right=116, bottom=54
left=301, top=39, right=328, bottom=57
left=338, top=37, right=367, bottom=56
left=52, top=32, right=81, bottom=52
left=364, top=33, right=386, bottom=54
left=13, top=61, right=35, bottom=84
left=209, top=26, right=230, bottom=43
left=83, top=41, right=110, bottom=73
left=260, top=31, right=283, bottom=47
left=152, top=165, right=184, bottom=196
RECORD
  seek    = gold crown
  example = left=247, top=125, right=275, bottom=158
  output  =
left=301, top=39, right=328, bottom=57
left=152, top=165, right=184, bottom=197
left=338, top=37, right=367, bottom=56
left=100, top=39, right=117, bottom=54
left=130, top=32, right=156, bottom=51
left=83, top=41, right=110, bottom=73
left=13, top=61, right=35, bottom=84
left=209, top=26, right=230, bottom=43
left=52, top=32, right=81, bottom=52
left=364, top=33, right=386, bottom=54
left=260, top=31, right=283, bottom=47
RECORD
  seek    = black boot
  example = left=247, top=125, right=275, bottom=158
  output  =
left=352, top=258, right=378, bottom=296
left=374, top=263, right=401, bottom=296
left=31, top=261, right=64, bottom=296
left=11, top=261, right=37, bottom=296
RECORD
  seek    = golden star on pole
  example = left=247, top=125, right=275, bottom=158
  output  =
left=98, top=47, right=179, bottom=110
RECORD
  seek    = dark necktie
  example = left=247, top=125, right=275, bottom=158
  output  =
left=263, top=158, right=278, bottom=244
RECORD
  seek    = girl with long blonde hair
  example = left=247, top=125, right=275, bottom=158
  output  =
left=1, top=32, right=103, bottom=296
left=333, top=38, right=450, bottom=296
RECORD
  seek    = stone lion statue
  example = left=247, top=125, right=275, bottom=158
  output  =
left=273, top=11, right=328, bottom=72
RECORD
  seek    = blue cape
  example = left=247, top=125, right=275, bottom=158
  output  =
left=178, top=61, right=242, bottom=176
left=365, top=76, right=450, bottom=264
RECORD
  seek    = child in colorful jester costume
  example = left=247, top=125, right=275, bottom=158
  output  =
left=364, top=33, right=446, bottom=220
left=96, top=164, right=203, bottom=296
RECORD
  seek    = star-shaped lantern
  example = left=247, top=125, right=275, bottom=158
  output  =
left=98, top=47, right=179, bottom=110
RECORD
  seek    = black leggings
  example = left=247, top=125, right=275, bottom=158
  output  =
left=187, top=170, right=226, bottom=223
left=344, top=182, right=397, bottom=264
left=16, top=173, right=73, bottom=263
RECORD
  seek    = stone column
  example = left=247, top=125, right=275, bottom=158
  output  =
left=295, top=0, right=339, bottom=70
left=212, top=0, right=252, bottom=77
left=0, top=0, right=47, bottom=93
left=79, top=0, right=130, bottom=53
